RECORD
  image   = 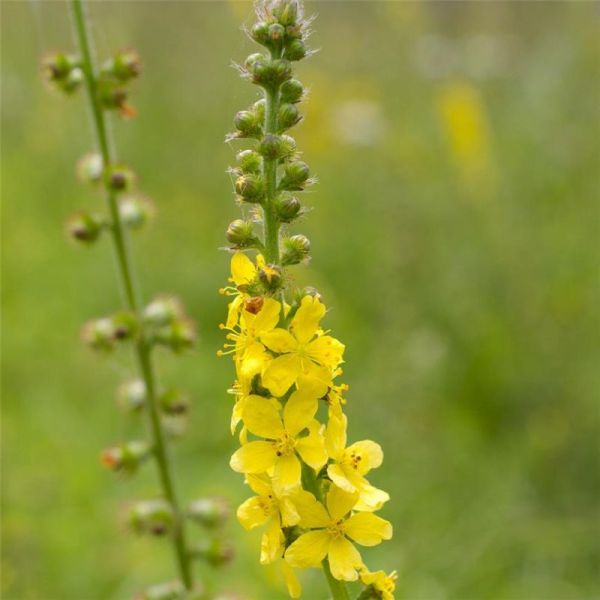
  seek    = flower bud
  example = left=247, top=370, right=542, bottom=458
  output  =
left=259, top=264, right=283, bottom=292
left=244, top=52, right=265, bottom=71
left=103, top=48, right=142, bottom=82
left=247, top=56, right=292, bottom=89
left=81, top=318, right=116, bottom=352
left=284, top=38, right=307, bottom=62
left=61, top=68, right=84, bottom=94
left=111, top=311, right=139, bottom=341
left=159, top=388, right=190, bottom=415
left=278, top=103, right=301, bottom=131
left=66, top=211, right=105, bottom=245
left=129, top=499, right=173, bottom=536
left=235, top=173, right=264, bottom=203
left=271, top=0, right=299, bottom=26
left=187, top=497, right=230, bottom=529
left=280, top=78, right=304, bottom=104
left=279, top=160, right=310, bottom=190
left=117, top=379, right=146, bottom=413
left=250, top=22, right=270, bottom=46
left=282, top=234, right=311, bottom=265
left=274, top=193, right=302, bottom=223
left=253, top=99, right=266, bottom=123
left=76, top=152, right=104, bottom=184
left=101, top=440, right=152, bottom=473
left=119, top=194, right=154, bottom=229
left=135, top=582, right=186, bottom=600
left=233, top=110, right=262, bottom=139
left=143, top=295, right=184, bottom=327
left=107, top=164, right=135, bottom=191
left=236, top=149, right=262, bottom=174
left=226, top=219, right=260, bottom=249
left=154, top=318, right=196, bottom=353
left=268, top=23, right=286, bottom=45
left=257, top=134, right=290, bottom=160
left=41, top=51, right=83, bottom=93
left=97, top=81, right=133, bottom=115
left=190, top=538, right=234, bottom=567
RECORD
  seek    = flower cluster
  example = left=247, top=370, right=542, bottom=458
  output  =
left=221, top=2, right=396, bottom=598
left=46, top=2, right=231, bottom=597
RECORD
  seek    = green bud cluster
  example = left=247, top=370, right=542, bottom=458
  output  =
left=46, top=11, right=231, bottom=595
left=225, top=0, right=314, bottom=275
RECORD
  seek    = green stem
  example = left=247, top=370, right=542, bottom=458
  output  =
left=70, top=0, right=192, bottom=590
left=301, top=465, right=350, bottom=600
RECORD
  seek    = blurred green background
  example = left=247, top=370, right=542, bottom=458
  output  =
left=2, top=1, right=599, bottom=599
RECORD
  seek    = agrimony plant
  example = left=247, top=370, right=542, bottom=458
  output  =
left=43, top=1, right=231, bottom=598
left=220, top=1, right=396, bottom=598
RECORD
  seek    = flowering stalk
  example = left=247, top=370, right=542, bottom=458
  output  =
left=44, top=1, right=231, bottom=597
left=221, top=2, right=396, bottom=599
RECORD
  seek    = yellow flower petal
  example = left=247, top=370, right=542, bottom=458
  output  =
left=325, top=411, right=347, bottom=459
left=345, top=440, right=383, bottom=474
left=355, top=484, right=390, bottom=512
left=279, top=496, right=301, bottom=528
left=290, top=296, right=326, bottom=344
left=237, top=495, right=271, bottom=530
left=327, top=463, right=357, bottom=493
left=296, top=373, right=329, bottom=399
left=328, top=537, right=363, bottom=582
left=253, top=297, right=281, bottom=332
left=273, top=453, right=302, bottom=491
left=238, top=342, right=270, bottom=379
left=226, top=295, right=244, bottom=329
left=245, top=473, right=272, bottom=497
left=231, top=252, right=256, bottom=286
left=285, top=530, right=331, bottom=568
left=345, top=512, right=393, bottom=546
left=230, top=441, right=277, bottom=474
left=327, top=485, right=359, bottom=521
left=260, top=516, right=283, bottom=564
left=242, top=395, right=285, bottom=439
left=261, top=328, right=298, bottom=353
left=296, top=422, right=328, bottom=470
left=262, top=354, right=302, bottom=397
left=291, top=490, right=330, bottom=528
left=281, top=560, right=302, bottom=599
left=283, top=390, right=318, bottom=436
left=306, top=335, right=345, bottom=368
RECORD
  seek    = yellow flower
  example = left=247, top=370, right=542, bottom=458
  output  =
left=360, top=567, right=398, bottom=600
left=261, top=296, right=345, bottom=396
left=219, top=297, right=280, bottom=379
left=220, top=252, right=264, bottom=329
left=326, top=411, right=389, bottom=511
left=237, top=473, right=300, bottom=564
left=285, top=486, right=393, bottom=581
left=229, top=386, right=327, bottom=491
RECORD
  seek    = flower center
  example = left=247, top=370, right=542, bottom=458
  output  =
left=274, top=433, right=296, bottom=457
left=344, top=450, right=363, bottom=471
left=327, top=519, right=346, bottom=539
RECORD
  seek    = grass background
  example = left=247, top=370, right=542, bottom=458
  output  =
left=2, top=1, right=599, bottom=599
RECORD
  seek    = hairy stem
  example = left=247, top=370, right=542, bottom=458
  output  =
left=70, top=0, right=192, bottom=589
left=301, top=465, right=350, bottom=600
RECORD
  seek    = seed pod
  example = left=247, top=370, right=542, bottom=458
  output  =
left=117, top=379, right=146, bottom=413
left=107, top=164, right=135, bottom=191
left=282, top=234, right=311, bottom=265
left=81, top=318, right=116, bottom=352
left=103, top=48, right=142, bottom=82
left=100, top=440, right=152, bottom=473
left=190, top=538, right=234, bottom=567
left=236, top=149, right=262, bottom=174
left=280, top=78, right=304, bottom=104
left=143, top=295, right=184, bottom=327
left=235, top=173, right=264, bottom=203
left=279, top=160, right=310, bottom=190
left=274, top=193, right=302, bottom=223
left=119, top=194, right=154, bottom=229
left=226, top=219, right=260, bottom=249
left=66, top=211, right=105, bottom=245
left=159, top=388, right=190, bottom=415
left=187, top=497, right=230, bottom=529
left=129, top=499, right=174, bottom=536
left=76, top=152, right=104, bottom=184
left=278, top=103, right=301, bottom=132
